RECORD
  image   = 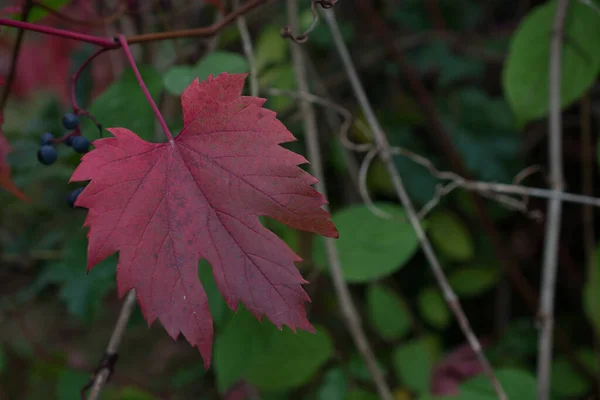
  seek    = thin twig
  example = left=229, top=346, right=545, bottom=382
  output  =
left=537, top=1, right=569, bottom=398
left=85, top=290, right=137, bottom=400
left=234, top=0, right=259, bottom=97
left=265, top=88, right=600, bottom=212
left=322, top=8, right=507, bottom=399
left=286, top=2, right=394, bottom=399
left=0, top=0, right=33, bottom=111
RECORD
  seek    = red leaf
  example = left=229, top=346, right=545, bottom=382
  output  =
left=70, top=73, right=337, bottom=367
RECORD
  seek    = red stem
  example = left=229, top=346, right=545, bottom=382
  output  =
left=0, top=17, right=117, bottom=47
left=117, top=35, right=173, bottom=142
left=70, top=47, right=109, bottom=112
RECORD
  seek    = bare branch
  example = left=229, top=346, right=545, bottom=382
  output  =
left=234, top=0, right=259, bottom=97
left=322, top=7, right=508, bottom=399
left=84, top=290, right=137, bottom=400
left=537, top=0, right=569, bottom=398
left=286, top=2, right=394, bottom=399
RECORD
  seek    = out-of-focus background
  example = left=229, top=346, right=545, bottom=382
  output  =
left=1, top=0, right=600, bottom=399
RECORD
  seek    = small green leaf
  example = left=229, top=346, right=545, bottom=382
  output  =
left=418, top=287, right=451, bottom=329
left=313, top=203, right=420, bottom=282
left=317, top=368, right=348, bottom=400
left=213, top=307, right=272, bottom=392
left=84, top=66, right=163, bottom=141
left=36, top=234, right=116, bottom=321
left=367, top=284, right=412, bottom=340
left=56, top=369, right=89, bottom=400
left=392, top=338, right=437, bottom=394
left=163, top=52, right=248, bottom=95
left=255, top=26, right=288, bottom=71
left=347, top=354, right=388, bottom=383
left=246, top=326, right=334, bottom=391
left=551, top=348, right=599, bottom=397
left=448, top=265, right=500, bottom=297
left=503, top=1, right=600, bottom=126
left=459, top=368, right=536, bottom=399
left=428, top=211, right=474, bottom=262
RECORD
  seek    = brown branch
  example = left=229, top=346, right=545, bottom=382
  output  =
left=356, top=0, right=595, bottom=383
left=125, top=0, right=273, bottom=44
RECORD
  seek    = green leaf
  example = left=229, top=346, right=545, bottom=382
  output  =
left=503, top=1, right=600, bottom=126
left=36, top=234, right=116, bottom=321
left=255, top=26, right=288, bottom=71
left=13, top=0, right=69, bottom=22
left=448, top=265, right=500, bottom=297
left=317, top=368, right=348, bottom=400
left=246, top=326, right=334, bottom=391
left=367, top=284, right=412, bottom=340
left=346, top=354, right=388, bottom=383
left=83, top=66, right=163, bottom=142
left=198, top=259, right=228, bottom=329
left=56, top=369, right=89, bottom=400
left=428, top=211, right=474, bottom=262
left=213, top=307, right=273, bottom=392
left=459, top=368, right=536, bottom=399
left=260, top=65, right=297, bottom=112
left=163, top=52, right=249, bottom=95
left=552, top=349, right=599, bottom=397
left=313, top=203, right=420, bottom=282
left=392, top=338, right=437, bottom=394
left=418, top=287, right=451, bottom=329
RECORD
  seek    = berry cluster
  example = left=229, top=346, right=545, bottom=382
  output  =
left=37, top=112, right=91, bottom=207
left=37, top=112, right=90, bottom=166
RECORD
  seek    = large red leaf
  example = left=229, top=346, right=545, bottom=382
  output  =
left=70, top=73, right=337, bottom=367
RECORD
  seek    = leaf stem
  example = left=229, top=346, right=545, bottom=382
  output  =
left=70, top=48, right=109, bottom=111
left=117, top=35, right=173, bottom=142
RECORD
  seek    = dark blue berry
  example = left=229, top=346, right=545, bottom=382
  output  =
left=67, top=187, right=84, bottom=208
left=62, top=113, right=79, bottom=130
left=40, top=132, right=54, bottom=146
left=71, top=135, right=89, bottom=153
left=37, top=145, right=58, bottom=165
